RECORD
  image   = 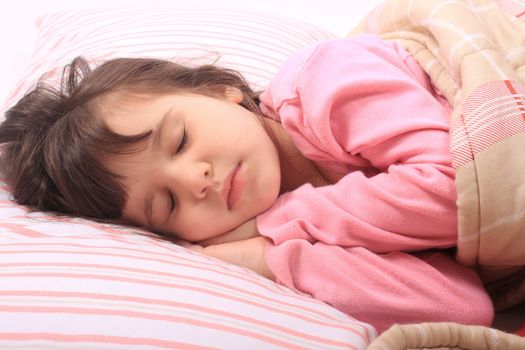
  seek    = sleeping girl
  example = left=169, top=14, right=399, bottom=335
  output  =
left=0, top=33, right=493, bottom=332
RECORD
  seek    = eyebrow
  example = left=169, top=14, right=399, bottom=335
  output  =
left=144, top=108, right=172, bottom=228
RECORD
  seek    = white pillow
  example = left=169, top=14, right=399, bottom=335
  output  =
left=0, top=184, right=375, bottom=349
left=2, top=6, right=337, bottom=113
left=0, top=7, right=376, bottom=349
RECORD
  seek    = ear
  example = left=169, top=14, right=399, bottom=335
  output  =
left=224, top=87, right=243, bottom=104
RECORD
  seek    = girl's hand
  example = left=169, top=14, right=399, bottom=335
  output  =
left=184, top=236, right=275, bottom=281
left=197, top=218, right=259, bottom=246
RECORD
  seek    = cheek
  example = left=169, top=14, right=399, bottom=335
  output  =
left=255, top=176, right=280, bottom=213
left=256, top=147, right=281, bottom=204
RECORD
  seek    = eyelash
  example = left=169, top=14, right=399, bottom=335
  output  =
left=176, top=128, right=188, bottom=154
left=167, top=127, right=187, bottom=216
left=168, top=189, right=176, bottom=215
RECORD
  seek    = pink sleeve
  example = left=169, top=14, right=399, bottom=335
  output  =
left=256, top=36, right=494, bottom=329
left=264, top=242, right=493, bottom=332
left=258, top=35, right=457, bottom=252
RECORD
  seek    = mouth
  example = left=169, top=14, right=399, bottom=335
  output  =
left=222, top=163, right=243, bottom=210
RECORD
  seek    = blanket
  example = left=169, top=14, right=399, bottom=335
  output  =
left=350, top=0, right=525, bottom=348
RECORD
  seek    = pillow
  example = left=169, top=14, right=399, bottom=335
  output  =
left=0, top=7, right=376, bottom=349
left=2, top=6, right=337, bottom=114
left=0, top=184, right=375, bottom=349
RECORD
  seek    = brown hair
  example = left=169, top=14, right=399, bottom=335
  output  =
left=0, top=57, right=263, bottom=220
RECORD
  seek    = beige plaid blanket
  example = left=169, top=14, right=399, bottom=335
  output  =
left=350, top=0, right=525, bottom=348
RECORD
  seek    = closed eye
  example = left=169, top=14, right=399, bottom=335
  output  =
left=167, top=189, right=176, bottom=217
left=176, top=128, right=187, bottom=154
left=166, top=126, right=186, bottom=220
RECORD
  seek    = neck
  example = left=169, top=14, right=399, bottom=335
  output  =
left=264, top=118, right=332, bottom=193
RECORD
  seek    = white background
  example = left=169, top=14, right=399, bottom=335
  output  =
left=0, top=0, right=382, bottom=107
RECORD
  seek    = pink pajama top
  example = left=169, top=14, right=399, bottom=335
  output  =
left=257, top=35, right=493, bottom=332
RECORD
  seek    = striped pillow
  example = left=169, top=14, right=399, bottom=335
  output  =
left=2, top=6, right=337, bottom=113
left=0, top=185, right=375, bottom=349
left=0, top=7, right=376, bottom=349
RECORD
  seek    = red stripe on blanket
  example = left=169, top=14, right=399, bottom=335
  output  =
left=497, top=0, right=525, bottom=20
left=450, top=80, right=525, bottom=168
left=505, top=80, right=525, bottom=120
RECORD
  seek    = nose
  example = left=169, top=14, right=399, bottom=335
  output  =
left=168, top=161, right=214, bottom=200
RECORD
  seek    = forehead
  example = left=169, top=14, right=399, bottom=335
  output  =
left=101, top=92, right=171, bottom=136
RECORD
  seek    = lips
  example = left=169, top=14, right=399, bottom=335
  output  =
left=222, top=163, right=243, bottom=210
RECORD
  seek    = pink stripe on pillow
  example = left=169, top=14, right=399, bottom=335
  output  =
left=0, top=333, right=218, bottom=350
left=0, top=231, right=375, bottom=348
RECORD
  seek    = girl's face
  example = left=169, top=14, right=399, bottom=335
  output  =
left=103, top=90, right=281, bottom=242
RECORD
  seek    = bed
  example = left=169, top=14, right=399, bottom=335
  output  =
left=1, top=1, right=525, bottom=349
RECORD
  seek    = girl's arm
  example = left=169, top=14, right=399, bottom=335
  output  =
left=264, top=241, right=493, bottom=332
left=258, top=35, right=457, bottom=253
left=252, top=36, right=495, bottom=330
left=186, top=227, right=493, bottom=332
